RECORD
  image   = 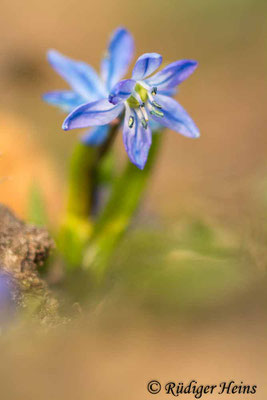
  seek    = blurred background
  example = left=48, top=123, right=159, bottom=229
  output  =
left=0, top=0, right=266, bottom=398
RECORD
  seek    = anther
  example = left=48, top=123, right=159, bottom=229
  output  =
left=150, top=108, right=164, bottom=118
left=151, top=87, right=157, bottom=96
left=141, top=119, right=148, bottom=129
left=128, top=116, right=134, bottom=128
left=152, top=100, right=162, bottom=109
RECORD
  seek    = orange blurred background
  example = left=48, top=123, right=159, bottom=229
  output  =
left=0, top=0, right=266, bottom=398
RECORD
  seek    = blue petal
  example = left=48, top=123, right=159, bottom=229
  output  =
left=47, top=49, right=106, bottom=100
left=158, top=88, right=177, bottom=96
left=63, top=99, right=124, bottom=130
left=101, top=27, right=134, bottom=91
left=108, top=79, right=136, bottom=105
left=43, top=90, right=85, bottom=112
left=81, top=125, right=109, bottom=146
left=123, top=107, right=152, bottom=169
left=132, top=53, right=162, bottom=80
left=149, top=94, right=200, bottom=138
left=146, top=60, right=198, bottom=91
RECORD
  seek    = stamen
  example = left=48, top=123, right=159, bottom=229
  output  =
left=128, top=116, right=134, bottom=128
left=150, top=107, right=164, bottom=118
left=147, top=91, right=154, bottom=103
left=141, top=119, right=148, bottom=129
left=147, top=87, right=159, bottom=104
left=140, top=104, right=149, bottom=121
left=136, top=104, right=148, bottom=129
left=152, top=100, right=162, bottom=109
left=147, top=102, right=153, bottom=112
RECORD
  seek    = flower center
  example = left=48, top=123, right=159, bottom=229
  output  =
left=127, top=83, right=164, bottom=130
left=127, top=83, right=148, bottom=109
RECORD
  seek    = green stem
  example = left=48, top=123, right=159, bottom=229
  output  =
left=82, top=131, right=162, bottom=279
left=67, top=121, right=120, bottom=217
left=67, top=144, right=96, bottom=218
left=58, top=121, right=120, bottom=268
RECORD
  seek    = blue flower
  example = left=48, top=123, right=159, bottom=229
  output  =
left=43, top=27, right=134, bottom=146
left=63, top=53, right=200, bottom=169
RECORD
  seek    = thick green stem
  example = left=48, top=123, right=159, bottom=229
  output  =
left=82, top=131, right=162, bottom=280
left=58, top=122, right=120, bottom=268
left=67, top=144, right=96, bottom=218
left=67, top=121, right=120, bottom=218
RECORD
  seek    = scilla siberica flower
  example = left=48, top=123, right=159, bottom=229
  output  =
left=63, top=52, right=200, bottom=169
left=43, top=27, right=134, bottom=145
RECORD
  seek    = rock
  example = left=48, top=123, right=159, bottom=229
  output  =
left=0, top=204, right=59, bottom=324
